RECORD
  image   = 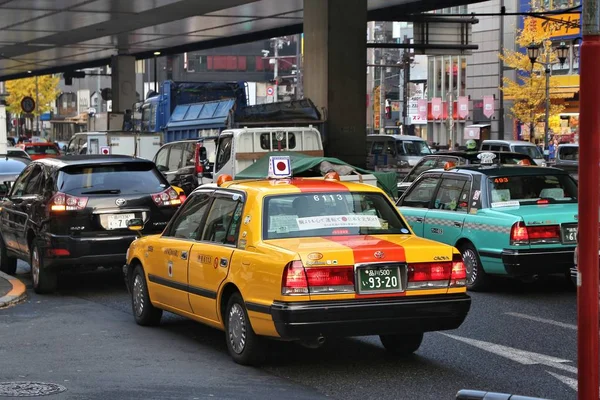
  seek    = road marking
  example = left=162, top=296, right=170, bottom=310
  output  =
left=547, top=371, right=578, bottom=391
left=505, top=312, right=577, bottom=330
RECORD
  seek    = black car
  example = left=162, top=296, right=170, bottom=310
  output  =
left=397, top=151, right=537, bottom=196
left=0, top=156, right=31, bottom=197
left=153, top=138, right=216, bottom=195
left=0, top=155, right=180, bottom=293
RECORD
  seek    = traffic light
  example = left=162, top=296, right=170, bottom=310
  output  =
left=63, top=70, right=86, bottom=85
left=101, top=88, right=112, bottom=101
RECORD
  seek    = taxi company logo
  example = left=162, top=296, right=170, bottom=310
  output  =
left=115, top=198, right=127, bottom=206
left=307, top=252, right=323, bottom=260
left=374, top=251, right=385, bottom=259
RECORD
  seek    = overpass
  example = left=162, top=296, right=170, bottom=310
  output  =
left=0, top=0, right=481, bottom=165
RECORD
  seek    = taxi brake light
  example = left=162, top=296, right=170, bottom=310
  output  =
left=194, top=143, right=204, bottom=175
left=510, top=222, right=560, bottom=245
left=305, top=266, right=354, bottom=294
left=282, top=261, right=309, bottom=295
left=407, top=262, right=452, bottom=289
left=450, top=254, right=467, bottom=287
left=510, top=222, right=529, bottom=244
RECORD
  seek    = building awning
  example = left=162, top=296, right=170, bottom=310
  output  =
left=464, top=124, right=491, bottom=140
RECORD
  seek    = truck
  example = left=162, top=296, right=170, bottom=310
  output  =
left=66, top=131, right=162, bottom=160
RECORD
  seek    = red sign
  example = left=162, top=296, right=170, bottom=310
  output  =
left=431, top=98, right=442, bottom=120
left=417, top=99, right=428, bottom=121
left=458, top=96, right=469, bottom=119
left=483, top=95, right=495, bottom=118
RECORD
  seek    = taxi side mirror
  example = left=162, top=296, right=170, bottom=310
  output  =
left=127, top=218, right=144, bottom=233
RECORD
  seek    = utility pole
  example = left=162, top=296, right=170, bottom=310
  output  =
left=544, top=50, right=550, bottom=150
left=273, top=39, right=279, bottom=103
left=379, top=56, right=385, bottom=134
left=35, top=75, right=39, bottom=136
left=295, top=34, right=303, bottom=100
left=498, top=1, right=505, bottom=139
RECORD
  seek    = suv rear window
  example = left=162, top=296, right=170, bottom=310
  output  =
left=263, top=192, right=410, bottom=240
left=25, top=145, right=59, bottom=155
left=57, top=163, right=168, bottom=196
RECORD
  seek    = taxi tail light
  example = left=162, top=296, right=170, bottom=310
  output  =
left=49, top=192, right=88, bottom=212
left=152, top=187, right=181, bottom=207
left=450, top=254, right=467, bottom=287
left=282, top=261, right=309, bottom=295
left=194, top=143, right=204, bottom=175
left=407, top=262, right=451, bottom=289
left=305, top=266, right=354, bottom=294
left=510, top=222, right=560, bottom=245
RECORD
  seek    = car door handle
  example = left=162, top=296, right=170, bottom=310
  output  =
left=415, top=217, right=423, bottom=222
left=453, top=222, right=463, bottom=227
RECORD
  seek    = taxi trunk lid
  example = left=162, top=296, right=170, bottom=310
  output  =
left=488, top=202, right=577, bottom=226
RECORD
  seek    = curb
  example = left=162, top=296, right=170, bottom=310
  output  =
left=0, top=270, right=27, bottom=309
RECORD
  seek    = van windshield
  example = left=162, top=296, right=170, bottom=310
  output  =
left=397, top=140, right=431, bottom=156
left=513, top=145, right=543, bottom=159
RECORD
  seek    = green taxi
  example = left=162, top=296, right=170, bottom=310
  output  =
left=397, top=155, right=578, bottom=290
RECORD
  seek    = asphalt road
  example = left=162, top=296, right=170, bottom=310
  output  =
left=0, top=260, right=578, bottom=400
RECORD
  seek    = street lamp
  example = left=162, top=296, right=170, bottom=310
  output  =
left=526, top=41, right=569, bottom=151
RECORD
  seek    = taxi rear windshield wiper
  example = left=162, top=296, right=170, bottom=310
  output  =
left=80, top=189, right=121, bottom=194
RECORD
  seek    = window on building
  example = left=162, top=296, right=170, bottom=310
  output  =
left=255, top=56, right=265, bottom=71
left=247, top=55, right=256, bottom=71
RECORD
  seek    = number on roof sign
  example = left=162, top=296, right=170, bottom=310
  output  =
left=494, top=177, right=509, bottom=183
left=477, top=152, right=497, bottom=164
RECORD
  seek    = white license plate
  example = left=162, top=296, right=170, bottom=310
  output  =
left=107, top=213, right=135, bottom=230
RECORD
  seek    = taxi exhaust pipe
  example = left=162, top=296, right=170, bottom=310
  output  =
left=299, top=336, right=326, bottom=349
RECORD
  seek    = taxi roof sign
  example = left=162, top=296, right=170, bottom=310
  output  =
left=477, top=152, right=497, bottom=164
left=268, top=156, right=292, bottom=179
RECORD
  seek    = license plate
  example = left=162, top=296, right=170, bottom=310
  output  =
left=561, top=224, right=577, bottom=244
left=107, top=213, right=135, bottom=230
left=357, top=265, right=402, bottom=294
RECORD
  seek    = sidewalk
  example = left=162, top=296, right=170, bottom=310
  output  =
left=0, top=271, right=27, bottom=308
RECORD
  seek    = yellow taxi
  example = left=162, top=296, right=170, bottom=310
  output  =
left=124, top=156, right=471, bottom=365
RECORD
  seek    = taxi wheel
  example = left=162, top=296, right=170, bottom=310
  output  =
left=131, top=264, right=162, bottom=326
left=460, top=242, right=488, bottom=291
left=0, top=235, right=17, bottom=275
left=31, top=242, right=57, bottom=294
left=225, top=293, right=266, bottom=366
left=379, top=332, right=423, bottom=356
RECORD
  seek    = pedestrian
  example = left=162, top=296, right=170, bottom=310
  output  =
left=548, top=138, right=556, bottom=160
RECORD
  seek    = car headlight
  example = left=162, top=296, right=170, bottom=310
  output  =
left=541, top=162, right=547, bottom=167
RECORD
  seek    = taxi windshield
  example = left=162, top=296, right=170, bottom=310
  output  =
left=489, top=174, right=577, bottom=206
left=263, top=192, right=410, bottom=240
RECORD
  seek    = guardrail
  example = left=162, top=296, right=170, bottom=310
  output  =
left=456, top=390, right=550, bottom=400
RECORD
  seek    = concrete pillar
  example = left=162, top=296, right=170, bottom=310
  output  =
left=111, top=55, right=136, bottom=112
left=303, top=0, right=367, bottom=168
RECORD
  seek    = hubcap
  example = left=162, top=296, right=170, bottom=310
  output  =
left=132, top=274, right=145, bottom=317
left=31, top=248, right=40, bottom=287
left=463, top=248, right=478, bottom=285
left=228, top=303, right=247, bottom=354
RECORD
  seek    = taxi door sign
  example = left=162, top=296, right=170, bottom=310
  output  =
left=100, top=146, right=110, bottom=155
left=268, top=156, right=292, bottom=178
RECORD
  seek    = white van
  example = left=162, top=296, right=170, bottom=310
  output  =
left=211, top=126, right=324, bottom=180
left=67, top=132, right=162, bottom=161
left=480, top=139, right=546, bottom=166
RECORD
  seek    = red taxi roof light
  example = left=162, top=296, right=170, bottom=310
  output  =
left=282, top=260, right=309, bottom=295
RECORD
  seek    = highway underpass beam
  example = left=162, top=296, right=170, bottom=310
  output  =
left=303, top=0, right=368, bottom=168
left=110, top=55, right=137, bottom=113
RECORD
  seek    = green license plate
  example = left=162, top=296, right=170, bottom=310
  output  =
left=357, top=266, right=402, bottom=294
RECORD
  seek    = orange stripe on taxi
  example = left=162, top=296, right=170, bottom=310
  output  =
left=289, top=178, right=349, bottom=193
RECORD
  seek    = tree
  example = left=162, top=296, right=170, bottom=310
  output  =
left=500, top=16, right=568, bottom=140
left=5, top=75, right=60, bottom=116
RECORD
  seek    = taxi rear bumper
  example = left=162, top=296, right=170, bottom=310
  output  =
left=500, top=247, right=575, bottom=276
left=270, top=293, right=471, bottom=340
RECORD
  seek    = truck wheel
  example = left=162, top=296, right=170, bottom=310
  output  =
left=460, top=242, right=489, bottom=291
left=0, top=235, right=17, bottom=275
left=225, top=292, right=266, bottom=366
left=380, top=332, right=423, bottom=356
left=31, top=242, right=57, bottom=294
left=131, top=264, right=162, bottom=326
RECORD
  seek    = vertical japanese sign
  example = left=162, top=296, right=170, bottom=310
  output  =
left=431, top=97, right=442, bottom=120
left=458, top=96, right=469, bottom=119
left=483, top=95, right=495, bottom=118
left=417, top=99, right=428, bottom=121
left=373, top=86, right=381, bottom=129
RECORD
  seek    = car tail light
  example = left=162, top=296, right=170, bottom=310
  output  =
left=47, top=249, right=70, bottom=256
left=49, top=192, right=88, bottom=212
left=152, top=187, right=181, bottom=207
left=281, top=261, right=355, bottom=295
left=407, top=262, right=452, bottom=289
left=194, top=143, right=204, bottom=175
left=510, top=221, right=560, bottom=245
left=179, top=193, right=187, bottom=203
left=450, top=254, right=467, bottom=287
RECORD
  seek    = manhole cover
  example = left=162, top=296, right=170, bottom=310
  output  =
left=0, top=382, right=67, bottom=397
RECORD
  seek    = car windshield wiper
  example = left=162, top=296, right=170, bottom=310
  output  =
left=81, top=189, right=121, bottom=194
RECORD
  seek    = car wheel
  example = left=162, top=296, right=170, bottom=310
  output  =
left=460, top=242, right=489, bottom=291
left=379, top=332, right=423, bottom=356
left=31, top=242, right=57, bottom=294
left=225, top=292, right=265, bottom=366
left=0, top=234, right=17, bottom=275
left=131, top=264, right=162, bottom=326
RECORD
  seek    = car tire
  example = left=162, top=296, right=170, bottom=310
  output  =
left=224, top=292, right=266, bottom=366
left=379, top=332, right=424, bottom=356
left=31, top=242, right=57, bottom=294
left=460, top=242, right=489, bottom=291
left=131, top=264, right=162, bottom=326
left=0, top=234, right=17, bottom=275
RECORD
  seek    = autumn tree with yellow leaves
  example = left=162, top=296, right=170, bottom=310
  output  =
left=5, top=75, right=60, bottom=117
left=500, top=16, right=567, bottom=138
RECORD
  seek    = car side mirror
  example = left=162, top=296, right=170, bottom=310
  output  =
left=157, top=165, right=168, bottom=173
left=127, top=218, right=144, bottom=235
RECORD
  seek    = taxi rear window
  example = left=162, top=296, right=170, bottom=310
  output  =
left=489, top=174, right=577, bottom=206
left=263, top=192, right=410, bottom=240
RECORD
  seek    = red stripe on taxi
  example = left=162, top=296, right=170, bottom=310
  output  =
left=289, top=178, right=348, bottom=193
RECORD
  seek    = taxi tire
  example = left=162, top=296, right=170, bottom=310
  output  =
left=459, top=242, right=489, bottom=291
left=379, top=332, right=423, bottom=356
left=225, top=293, right=266, bottom=366
left=131, top=265, right=163, bottom=326
left=0, top=234, right=17, bottom=275
left=31, top=242, right=57, bottom=294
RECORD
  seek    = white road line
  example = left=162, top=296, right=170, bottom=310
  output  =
left=504, top=312, right=577, bottom=330
left=547, top=371, right=578, bottom=391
